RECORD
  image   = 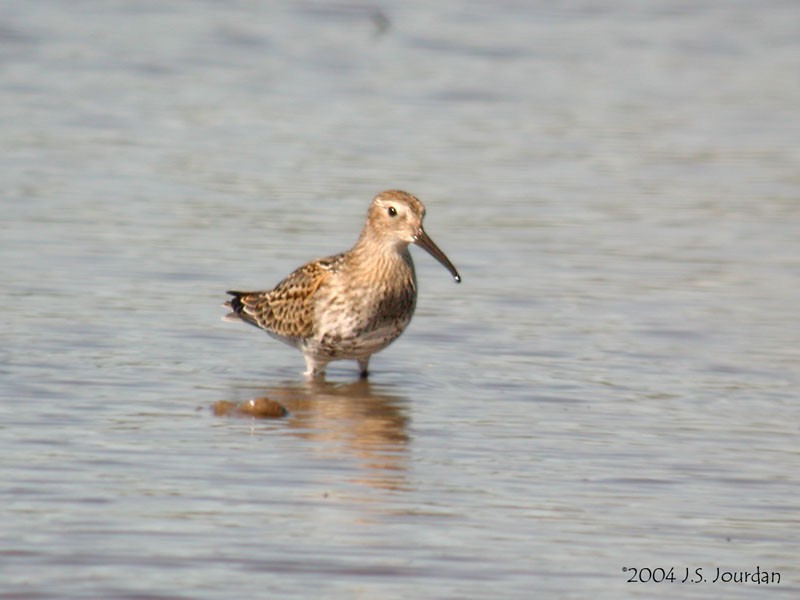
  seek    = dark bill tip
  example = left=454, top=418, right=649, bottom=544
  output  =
left=413, top=228, right=461, bottom=284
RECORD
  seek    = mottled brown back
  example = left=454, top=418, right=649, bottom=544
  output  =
left=225, top=255, right=343, bottom=340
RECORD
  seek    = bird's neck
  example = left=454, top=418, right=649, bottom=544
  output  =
left=349, top=233, right=416, bottom=286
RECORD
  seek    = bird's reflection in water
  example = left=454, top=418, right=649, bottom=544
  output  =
left=245, top=378, right=411, bottom=492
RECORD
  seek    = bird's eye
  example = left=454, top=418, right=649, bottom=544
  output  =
left=387, top=206, right=397, bottom=217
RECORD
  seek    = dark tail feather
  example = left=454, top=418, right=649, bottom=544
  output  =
left=222, top=290, right=258, bottom=326
left=226, top=290, right=245, bottom=312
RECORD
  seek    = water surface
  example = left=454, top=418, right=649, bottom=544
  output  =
left=2, top=1, right=799, bottom=598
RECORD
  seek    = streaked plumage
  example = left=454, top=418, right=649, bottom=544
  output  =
left=223, top=190, right=460, bottom=378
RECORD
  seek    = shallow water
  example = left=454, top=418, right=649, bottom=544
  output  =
left=2, top=1, right=799, bottom=598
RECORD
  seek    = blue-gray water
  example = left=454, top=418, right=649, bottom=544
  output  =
left=2, top=1, right=799, bottom=598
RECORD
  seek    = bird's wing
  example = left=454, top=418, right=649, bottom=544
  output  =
left=224, top=254, right=341, bottom=339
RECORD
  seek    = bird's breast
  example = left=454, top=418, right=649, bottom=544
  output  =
left=311, top=262, right=417, bottom=358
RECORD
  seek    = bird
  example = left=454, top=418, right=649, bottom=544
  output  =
left=223, top=190, right=461, bottom=378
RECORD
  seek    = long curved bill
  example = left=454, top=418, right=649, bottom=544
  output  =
left=413, top=228, right=461, bottom=283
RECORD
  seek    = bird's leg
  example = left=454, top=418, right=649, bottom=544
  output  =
left=357, top=357, right=370, bottom=379
left=303, top=355, right=327, bottom=379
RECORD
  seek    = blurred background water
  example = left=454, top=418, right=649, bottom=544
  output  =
left=1, top=1, right=799, bottom=598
